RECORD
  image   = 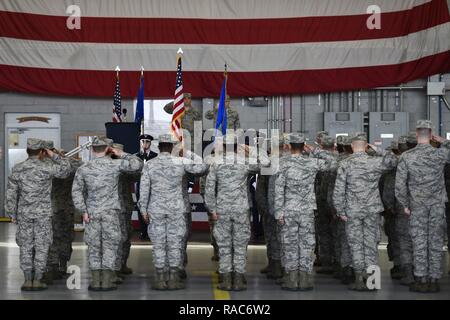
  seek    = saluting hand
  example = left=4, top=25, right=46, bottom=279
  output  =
left=111, top=148, right=124, bottom=157
left=45, top=148, right=55, bottom=158
left=82, top=213, right=90, bottom=223
left=432, top=135, right=445, bottom=143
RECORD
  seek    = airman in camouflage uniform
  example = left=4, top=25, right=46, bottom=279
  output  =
left=391, top=136, right=415, bottom=286
left=72, top=137, right=143, bottom=291
left=379, top=140, right=403, bottom=281
left=312, top=131, right=328, bottom=267
left=111, top=143, right=137, bottom=284
left=205, top=95, right=241, bottom=130
left=45, top=140, right=83, bottom=283
left=395, top=120, right=450, bottom=293
left=256, top=134, right=286, bottom=280
left=315, top=135, right=338, bottom=274
left=445, top=163, right=450, bottom=275
left=138, top=134, right=208, bottom=290
left=333, top=136, right=354, bottom=284
left=5, top=138, right=71, bottom=291
left=164, top=93, right=202, bottom=148
left=333, top=134, right=397, bottom=291
left=205, top=133, right=270, bottom=291
left=275, top=133, right=337, bottom=291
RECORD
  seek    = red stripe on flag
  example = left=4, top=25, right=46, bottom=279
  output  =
left=0, top=0, right=448, bottom=44
left=1, top=51, right=449, bottom=98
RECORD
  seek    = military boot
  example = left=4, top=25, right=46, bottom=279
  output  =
left=409, top=277, right=428, bottom=293
left=232, top=273, right=247, bottom=291
left=333, top=264, right=343, bottom=280
left=217, top=273, right=232, bottom=291
left=101, top=270, right=118, bottom=291
left=428, top=278, right=440, bottom=293
left=59, top=261, right=69, bottom=278
left=281, top=270, right=298, bottom=291
left=120, top=264, right=133, bottom=275
left=179, top=268, right=187, bottom=280
left=390, top=265, right=403, bottom=280
left=42, top=268, right=54, bottom=285
left=167, top=268, right=185, bottom=290
left=266, top=259, right=276, bottom=279
left=51, top=264, right=62, bottom=280
left=32, top=272, right=48, bottom=291
left=260, top=259, right=272, bottom=274
left=276, top=270, right=288, bottom=285
left=21, top=271, right=33, bottom=291
left=316, top=262, right=335, bottom=275
left=298, top=271, right=314, bottom=291
left=349, top=272, right=368, bottom=291
left=341, top=266, right=355, bottom=285
left=271, top=260, right=283, bottom=279
left=152, top=269, right=167, bottom=290
left=112, top=271, right=124, bottom=284
left=399, top=264, right=414, bottom=286
left=88, top=270, right=102, bottom=291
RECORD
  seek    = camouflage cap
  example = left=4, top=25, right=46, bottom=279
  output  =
left=390, top=140, right=399, bottom=150
left=407, top=132, right=417, bottom=144
left=158, top=133, right=178, bottom=144
left=183, top=93, right=192, bottom=99
left=343, top=136, right=352, bottom=146
left=351, top=133, right=367, bottom=142
left=321, top=135, right=335, bottom=148
left=287, top=133, right=305, bottom=144
left=112, top=143, right=124, bottom=150
left=91, top=137, right=108, bottom=147
left=316, top=131, right=329, bottom=140
left=27, top=138, right=43, bottom=150
left=416, top=120, right=432, bottom=129
left=43, top=140, right=54, bottom=149
left=398, top=135, right=408, bottom=145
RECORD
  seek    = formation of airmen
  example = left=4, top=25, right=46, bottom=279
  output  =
left=4, top=114, right=450, bottom=294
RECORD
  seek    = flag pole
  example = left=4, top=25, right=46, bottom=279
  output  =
left=177, top=48, right=184, bottom=143
left=140, top=66, right=145, bottom=135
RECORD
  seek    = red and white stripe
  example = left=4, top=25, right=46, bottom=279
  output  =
left=0, top=0, right=449, bottom=97
left=172, top=84, right=185, bottom=139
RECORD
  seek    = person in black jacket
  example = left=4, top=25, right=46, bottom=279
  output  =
left=135, top=134, right=158, bottom=240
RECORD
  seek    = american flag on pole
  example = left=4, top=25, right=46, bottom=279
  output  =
left=112, top=75, right=122, bottom=122
left=171, top=54, right=185, bottom=140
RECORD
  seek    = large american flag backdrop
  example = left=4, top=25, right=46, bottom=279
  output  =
left=0, top=0, right=449, bottom=98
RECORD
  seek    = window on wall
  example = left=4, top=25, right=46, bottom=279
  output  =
left=134, top=99, right=172, bottom=142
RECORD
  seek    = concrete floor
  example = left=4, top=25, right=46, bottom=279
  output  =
left=0, top=223, right=449, bottom=300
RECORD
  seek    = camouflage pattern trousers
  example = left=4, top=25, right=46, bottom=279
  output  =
left=410, top=204, right=446, bottom=279
left=345, top=214, right=379, bottom=273
left=316, top=204, right=335, bottom=265
left=263, top=214, right=282, bottom=261
left=148, top=214, right=186, bottom=269
left=214, top=213, right=251, bottom=274
left=446, top=203, right=450, bottom=253
left=115, top=212, right=133, bottom=270
left=384, top=212, right=401, bottom=266
left=395, top=211, right=413, bottom=266
left=48, top=210, right=74, bottom=268
left=208, top=215, right=219, bottom=256
left=336, top=219, right=352, bottom=268
left=84, top=210, right=121, bottom=271
left=16, top=216, right=53, bottom=273
left=280, top=212, right=315, bottom=273
left=180, top=211, right=192, bottom=269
